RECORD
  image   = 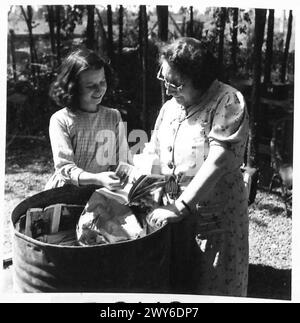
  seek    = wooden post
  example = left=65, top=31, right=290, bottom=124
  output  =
left=95, top=7, right=108, bottom=58
left=247, top=9, right=267, bottom=168
left=86, top=5, right=95, bottom=50
left=9, top=29, right=17, bottom=82
left=27, top=6, right=37, bottom=62
left=138, top=6, right=143, bottom=57
left=156, top=6, right=168, bottom=106
left=46, top=5, right=56, bottom=67
left=118, top=5, right=124, bottom=56
left=217, top=8, right=227, bottom=80
left=20, top=5, right=38, bottom=85
left=181, top=15, right=186, bottom=37
left=231, top=8, right=239, bottom=72
left=157, top=5, right=168, bottom=41
left=55, top=5, right=61, bottom=66
left=139, top=5, right=148, bottom=132
left=188, top=6, right=194, bottom=37
left=107, top=5, right=114, bottom=64
left=280, top=10, right=293, bottom=83
left=264, top=9, right=275, bottom=85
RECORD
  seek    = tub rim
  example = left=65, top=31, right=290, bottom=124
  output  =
left=12, top=185, right=169, bottom=249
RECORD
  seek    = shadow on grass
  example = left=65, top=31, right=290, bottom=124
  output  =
left=248, top=264, right=291, bottom=300
left=253, top=186, right=292, bottom=218
left=249, top=217, right=268, bottom=228
left=256, top=202, right=286, bottom=214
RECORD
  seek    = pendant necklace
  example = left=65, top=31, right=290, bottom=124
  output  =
left=166, top=105, right=199, bottom=199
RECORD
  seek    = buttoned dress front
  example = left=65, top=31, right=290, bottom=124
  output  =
left=141, top=80, right=249, bottom=296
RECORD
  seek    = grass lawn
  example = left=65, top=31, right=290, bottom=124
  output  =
left=2, top=138, right=292, bottom=300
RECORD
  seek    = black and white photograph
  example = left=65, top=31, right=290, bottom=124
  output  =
left=1, top=0, right=299, bottom=304
left=115, top=161, right=135, bottom=186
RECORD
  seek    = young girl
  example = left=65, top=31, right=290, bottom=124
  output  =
left=45, top=48, right=131, bottom=190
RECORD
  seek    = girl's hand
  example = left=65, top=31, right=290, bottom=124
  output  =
left=95, top=171, right=122, bottom=191
left=147, top=204, right=187, bottom=228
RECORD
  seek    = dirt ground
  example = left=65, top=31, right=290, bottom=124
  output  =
left=2, top=138, right=292, bottom=300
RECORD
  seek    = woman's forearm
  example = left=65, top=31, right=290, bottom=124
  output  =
left=175, top=145, right=233, bottom=212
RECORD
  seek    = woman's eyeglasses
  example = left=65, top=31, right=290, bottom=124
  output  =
left=156, top=66, right=184, bottom=93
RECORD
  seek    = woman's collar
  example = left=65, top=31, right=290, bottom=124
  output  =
left=182, top=79, right=220, bottom=116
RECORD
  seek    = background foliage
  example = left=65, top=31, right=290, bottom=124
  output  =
left=6, top=5, right=294, bottom=138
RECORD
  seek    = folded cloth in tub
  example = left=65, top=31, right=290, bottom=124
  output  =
left=76, top=189, right=145, bottom=245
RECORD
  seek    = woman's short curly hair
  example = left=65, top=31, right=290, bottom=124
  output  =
left=49, top=48, right=112, bottom=111
left=160, top=37, right=218, bottom=91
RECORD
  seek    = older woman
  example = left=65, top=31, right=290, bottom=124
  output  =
left=144, top=37, right=249, bottom=297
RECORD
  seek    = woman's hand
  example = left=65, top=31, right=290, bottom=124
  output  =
left=94, top=171, right=122, bottom=191
left=147, top=204, right=187, bottom=228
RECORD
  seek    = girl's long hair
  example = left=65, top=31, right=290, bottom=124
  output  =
left=49, top=48, right=112, bottom=111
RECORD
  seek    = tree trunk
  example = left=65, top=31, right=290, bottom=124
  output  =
left=231, top=8, right=239, bottom=72
left=157, top=5, right=168, bottom=41
left=283, top=10, right=287, bottom=34
left=247, top=9, right=267, bottom=168
left=139, top=5, right=148, bottom=132
left=107, top=5, right=114, bottom=63
left=55, top=6, right=61, bottom=66
left=86, top=5, right=95, bottom=50
left=20, top=5, right=38, bottom=85
left=188, top=6, right=194, bottom=37
left=218, top=7, right=227, bottom=80
left=280, top=10, right=293, bottom=83
left=138, top=6, right=143, bottom=54
left=118, top=5, right=124, bottom=56
left=95, top=7, right=108, bottom=58
left=264, top=9, right=274, bottom=85
left=9, top=29, right=17, bottom=81
left=27, top=6, right=38, bottom=62
left=46, top=5, right=56, bottom=66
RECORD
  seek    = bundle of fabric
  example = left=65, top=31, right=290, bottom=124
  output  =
left=76, top=189, right=145, bottom=245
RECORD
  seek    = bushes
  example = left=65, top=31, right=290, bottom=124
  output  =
left=6, top=66, right=56, bottom=137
